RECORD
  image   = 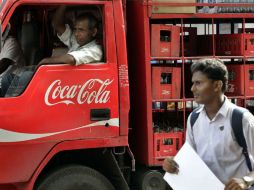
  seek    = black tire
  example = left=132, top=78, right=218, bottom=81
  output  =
left=36, top=165, right=115, bottom=190
left=132, top=167, right=167, bottom=190
left=141, top=170, right=167, bottom=190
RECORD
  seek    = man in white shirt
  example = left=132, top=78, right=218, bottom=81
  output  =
left=163, top=58, right=254, bottom=190
left=0, top=36, right=25, bottom=71
left=39, top=5, right=103, bottom=66
left=0, top=23, right=26, bottom=96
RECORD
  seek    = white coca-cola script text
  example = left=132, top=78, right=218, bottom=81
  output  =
left=45, top=79, right=113, bottom=106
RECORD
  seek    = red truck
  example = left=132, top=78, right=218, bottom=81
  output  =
left=1, top=0, right=254, bottom=189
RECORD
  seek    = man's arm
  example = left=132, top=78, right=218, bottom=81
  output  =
left=52, top=5, right=67, bottom=35
left=38, top=54, right=75, bottom=66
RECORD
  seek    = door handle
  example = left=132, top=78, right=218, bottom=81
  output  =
left=90, top=108, right=110, bottom=121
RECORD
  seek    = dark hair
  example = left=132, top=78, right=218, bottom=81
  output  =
left=76, top=13, right=98, bottom=31
left=191, top=58, right=228, bottom=92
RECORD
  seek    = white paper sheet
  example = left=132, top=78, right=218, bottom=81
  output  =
left=163, top=142, right=225, bottom=190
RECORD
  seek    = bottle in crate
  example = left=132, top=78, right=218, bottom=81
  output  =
left=239, top=0, right=246, bottom=12
left=208, top=0, right=218, bottom=13
left=197, top=0, right=210, bottom=13
left=197, top=0, right=204, bottom=13
left=248, top=0, right=254, bottom=12
left=217, top=0, right=224, bottom=12
left=234, top=0, right=241, bottom=13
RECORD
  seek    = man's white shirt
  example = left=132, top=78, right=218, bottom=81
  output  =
left=186, top=97, right=254, bottom=184
left=58, top=24, right=103, bottom=65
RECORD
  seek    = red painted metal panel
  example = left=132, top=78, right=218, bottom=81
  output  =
left=0, top=64, right=121, bottom=182
left=0, top=142, right=56, bottom=183
left=112, top=0, right=130, bottom=136
left=26, top=137, right=128, bottom=190
left=127, top=0, right=154, bottom=165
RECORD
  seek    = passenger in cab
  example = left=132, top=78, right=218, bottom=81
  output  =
left=0, top=23, right=26, bottom=96
left=39, top=5, right=103, bottom=66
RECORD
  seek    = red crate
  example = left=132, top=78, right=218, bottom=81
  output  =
left=154, top=132, right=184, bottom=159
left=245, top=65, right=254, bottom=96
left=152, top=67, right=181, bottom=99
left=181, top=27, right=197, bottom=56
left=151, top=24, right=180, bottom=57
left=184, top=63, right=193, bottom=98
left=238, top=28, right=254, bottom=33
left=225, top=64, right=245, bottom=96
left=216, top=34, right=254, bottom=56
left=197, top=35, right=213, bottom=55
left=245, top=34, right=254, bottom=56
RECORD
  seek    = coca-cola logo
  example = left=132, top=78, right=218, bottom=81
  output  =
left=45, top=79, right=113, bottom=106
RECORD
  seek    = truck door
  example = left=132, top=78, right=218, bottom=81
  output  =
left=0, top=2, right=119, bottom=143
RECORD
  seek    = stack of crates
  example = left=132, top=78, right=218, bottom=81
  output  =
left=151, top=24, right=184, bottom=160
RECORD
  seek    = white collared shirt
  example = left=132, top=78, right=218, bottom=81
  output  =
left=0, top=36, right=26, bottom=86
left=58, top=24, right=103, bottom=66
left=186, top=97, right=254, bottom=184
left=0, top=36, right=25, bottom=68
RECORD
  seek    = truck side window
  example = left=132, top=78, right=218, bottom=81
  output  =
left=50, top=5, right=104, bottom=64
left=0, top=4, right=105, bottom=98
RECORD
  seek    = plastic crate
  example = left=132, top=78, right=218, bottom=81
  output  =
left=245, top=34, right=254, bottom=56
left=154, top=132, right=184, bottom=158
left=216, top=34, right=254, bottom=56
left=152, top=66, right=181, bottom=100
left=238, top=28, right=254, bottom=33
left=151, top=24, right=180, bottom=57
left=197, top=35, right=213, bottom=55
left=225, top=64, right=245, bottom=96
left=245, top=65, right=254, bottom=96
left=184, top=63, right=193, bottom=98
left=181, top=27, right=197, bottom=56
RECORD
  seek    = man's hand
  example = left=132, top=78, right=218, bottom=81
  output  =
left=37, top=58, right=51, bottom=69
left=225, top=178, right=248, bottom=190
left=162, top=157, right=179, bottom=174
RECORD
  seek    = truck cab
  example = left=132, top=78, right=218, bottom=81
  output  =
left=0, top=0, right=130, bottom=190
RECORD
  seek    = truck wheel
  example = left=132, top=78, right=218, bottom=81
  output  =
left=132, top=168, right=167, bottom=190
left=36, top=165, right=115, bottom=190
left=141, top=170, right=167, bottom=190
